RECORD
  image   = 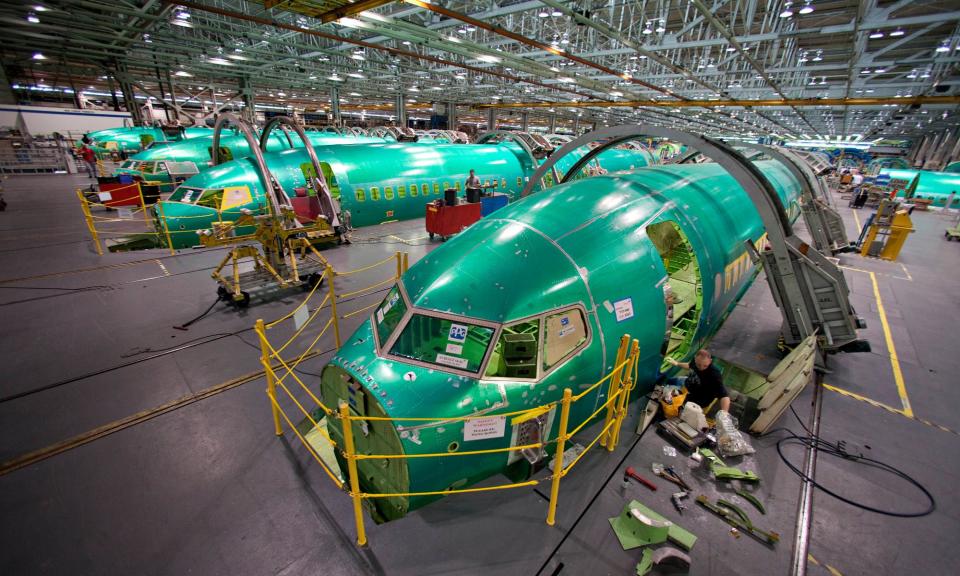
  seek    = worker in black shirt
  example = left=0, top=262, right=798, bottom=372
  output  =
left=666, top=349, right=731, bottom=413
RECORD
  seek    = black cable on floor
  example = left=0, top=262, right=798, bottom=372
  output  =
left=174, top=294, right=226, bottom=330
left=771, top=425, right=936, bottom=518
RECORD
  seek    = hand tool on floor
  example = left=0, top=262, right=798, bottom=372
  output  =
left=624, top=466, right=657, bottom=491
left=652, top=462, right=691, bottom=491
left=671, top=491, right=689, bottom=515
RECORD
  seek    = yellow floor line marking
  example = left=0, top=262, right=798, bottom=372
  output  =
left=155, top=259, right=171, bottom=277
left=822, top=384, right=960, bottom=437
left=808, top=553, right=844, bottom=576
left=0, top=350, right=325, bottom=477
left=852, top=207, right=862, bottom=233
left=869, top=271, right=913, bottom=417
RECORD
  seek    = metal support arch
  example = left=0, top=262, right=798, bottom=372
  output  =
left=211, top=112, right=283, bottom=217
left=475, top=130, right=560, bottom=185
left=259, top=115, right=341, bottom=228
left=521, top=125, right=865, bottom=355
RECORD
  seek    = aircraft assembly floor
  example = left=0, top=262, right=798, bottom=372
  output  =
left=1, top=174, right=958, bottom=576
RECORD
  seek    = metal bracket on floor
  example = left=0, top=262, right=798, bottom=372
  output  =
left=520, top=125, right=869, bottom=361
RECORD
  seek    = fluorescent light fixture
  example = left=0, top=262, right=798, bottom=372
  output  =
left=537, top=10, right=549, bottom=18
left=351, top=53, right=365, bottom=60
left=935, top=42, right=950, bottom=53
left=557, top=77, right=575, bottom=83
left=207, top=57, right=232, bottom=65
left=27, top=12, right=39, bottom=23
left=277, top=92, right=286, bottom=97
left=779, top=2, right=794, bottom=18
left=890, top=28, right=905, bottom=37
left=171, top=17, right=193, bottom=28
left=655, top=20, right=666, bottom=33
left=798, top=1, right=814, bottom=15
left=32, top=52, right=46, bottom=60
left=874, top=68, right=886, bottom=73
left=610, top=91, right=623, bottom=97
left=402, top=40, right=411, bottom=45
left=349, top=92, right=361, bottom=96
left=347, top=72, right=365, bottom=78
left=328, top=73, right=344, bottom=81
left=226, top=53, right=248, bottom=60
left=174, top=70, right=192, bottom=77
left=869, top=31, right=884, bottom=39
left=34, top=5, right=49, bottom=11
left=408, top=86, right=419, bottom=92
left=476, top=54, right=501, bottom=63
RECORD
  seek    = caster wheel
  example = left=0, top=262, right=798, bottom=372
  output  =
left=429, top=232, right=435, bottom=240
left=235, top=291, right=251, bottom=308
left=303, top=272, right=324, bottom=291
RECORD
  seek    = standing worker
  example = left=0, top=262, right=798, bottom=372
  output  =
left=80, top=144, right=98, bottom=179
left=666, top=349, right=731, bottom=414
left=465, top=169, right=483, bottom=203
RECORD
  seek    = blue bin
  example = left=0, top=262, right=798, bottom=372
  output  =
left=480, top=194, right=508, bottom=217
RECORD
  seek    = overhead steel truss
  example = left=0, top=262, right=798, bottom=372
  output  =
left=1, top=0, right=958, bottom=139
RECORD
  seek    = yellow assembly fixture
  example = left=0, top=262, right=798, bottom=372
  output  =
left=860, top=199, right=914, bottom=261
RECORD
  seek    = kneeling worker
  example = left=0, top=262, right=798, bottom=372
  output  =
left=666, top=349, right=731, bottom=413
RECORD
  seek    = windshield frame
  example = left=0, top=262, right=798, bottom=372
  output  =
left=374, top=281, right=500, bottom=378
left=372, top=282, right=592, bottom=379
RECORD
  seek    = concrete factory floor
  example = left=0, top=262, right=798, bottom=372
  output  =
left=0, top=173, right=958, bottom=576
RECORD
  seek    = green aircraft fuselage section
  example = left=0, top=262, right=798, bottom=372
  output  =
left=114, top=132, right=387, bottom=191
left=881, top=167, right=960, bottom=206
left=318, top=159, right=803, bottom=523
left=86, top=125, right=214, bottom=154
left=155, top=142, right=656, bottom=248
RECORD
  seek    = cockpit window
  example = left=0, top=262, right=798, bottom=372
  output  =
left=485, top=318, right=540, bottom=379
left=542, top=309, right=588, bottom=371
left=374, top=286, right=407, bottom=346
left=390, top=314, right=494, bottom=373
left=196, top=189, right=224, bottom=209
left=169, top=186, right=203, bottom=204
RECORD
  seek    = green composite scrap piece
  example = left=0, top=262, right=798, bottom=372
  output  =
left=609, top=500, right=698, bottom=551
left=636, top=549, right=654, bottom=576
left=736, top=490, right=766, bottom=515
left=699, top=448, right=760, bottom=483
left=695, top=495, right=780, bottom=546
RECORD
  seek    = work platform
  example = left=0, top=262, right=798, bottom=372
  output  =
left=0, top=174, right=958, bottom=575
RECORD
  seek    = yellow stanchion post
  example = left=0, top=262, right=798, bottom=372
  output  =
left=137, top=183, right=151, bottom=227
left=546, top=387, right=572, bottom=526
left=77, top=189, right=103, bottom=256
left=395, top=251, right=403, bottom=279
left=340, top=402, right=368, bottom=546
left=327, top=265, right=342, bottom=348
left=402, top=252, right=409, bottom=273
left=155, top=201, right=176, bottom=255
left=609, top=340, right=639, bottom=451
left=257, top=319, right=283, bottom=436
left=601, top=335, right=629, bottom=450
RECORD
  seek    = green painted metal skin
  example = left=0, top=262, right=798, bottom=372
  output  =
left=944, top=161, right=960, bottom=173
left=867, top=157, right=909, bottom=171
left=880, top=168, right=960, bottom=206
left=86, top=126, right=213, bottom=154
left=318, top=160, right=802, bottom=523
left=114, top=132, right=386, bottom=191
left=156, top=142, right=654, bottom=249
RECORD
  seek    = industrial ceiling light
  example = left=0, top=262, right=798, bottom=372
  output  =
left=642, top=21, right=653, bottom=34
left=874, top=67, right=886, bottom=73
left=812, top=49, right=823, bottom=61
left=869, top=31, right=884, bottom=39
left=143, top=33, right=152, bottom=43
left=33, top=4, right=49, bottom=11
left=466, top=25, right=476, bottom=32
left=655, top=19, right=666, bottom=33
left=174, top=70, right=192, bottom=77
left=890, top=28, right=905, bottom=37
left=551, top=9, right=562, bottom=17
left=328, top=71, right=343, bottom=81
left=538, top=10, right=549, bottom=18
left=31, top=52, right=46, bottom=60
left=798, top=1, right=814, bottom=14
left=935, top=41, right=950, bottom=52
left=907, top=69, right=918, bottom=78
left=26, top=12, right=39, bottom=23
left=207, top=57, right=232, bottom=65
left=779, top=2, right=794, bottom=18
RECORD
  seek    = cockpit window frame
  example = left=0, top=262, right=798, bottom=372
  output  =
left=371, top=283, right=592, bottom=381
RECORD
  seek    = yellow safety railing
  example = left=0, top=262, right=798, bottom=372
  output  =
left=77, top=186, right=252, bottom=256
left=256, top=252, right=410, bottom=491
left=255, top=266, right=641, bottom=547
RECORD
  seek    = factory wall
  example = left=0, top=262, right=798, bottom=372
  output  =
left=0, top=105, right=132, bottom=137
